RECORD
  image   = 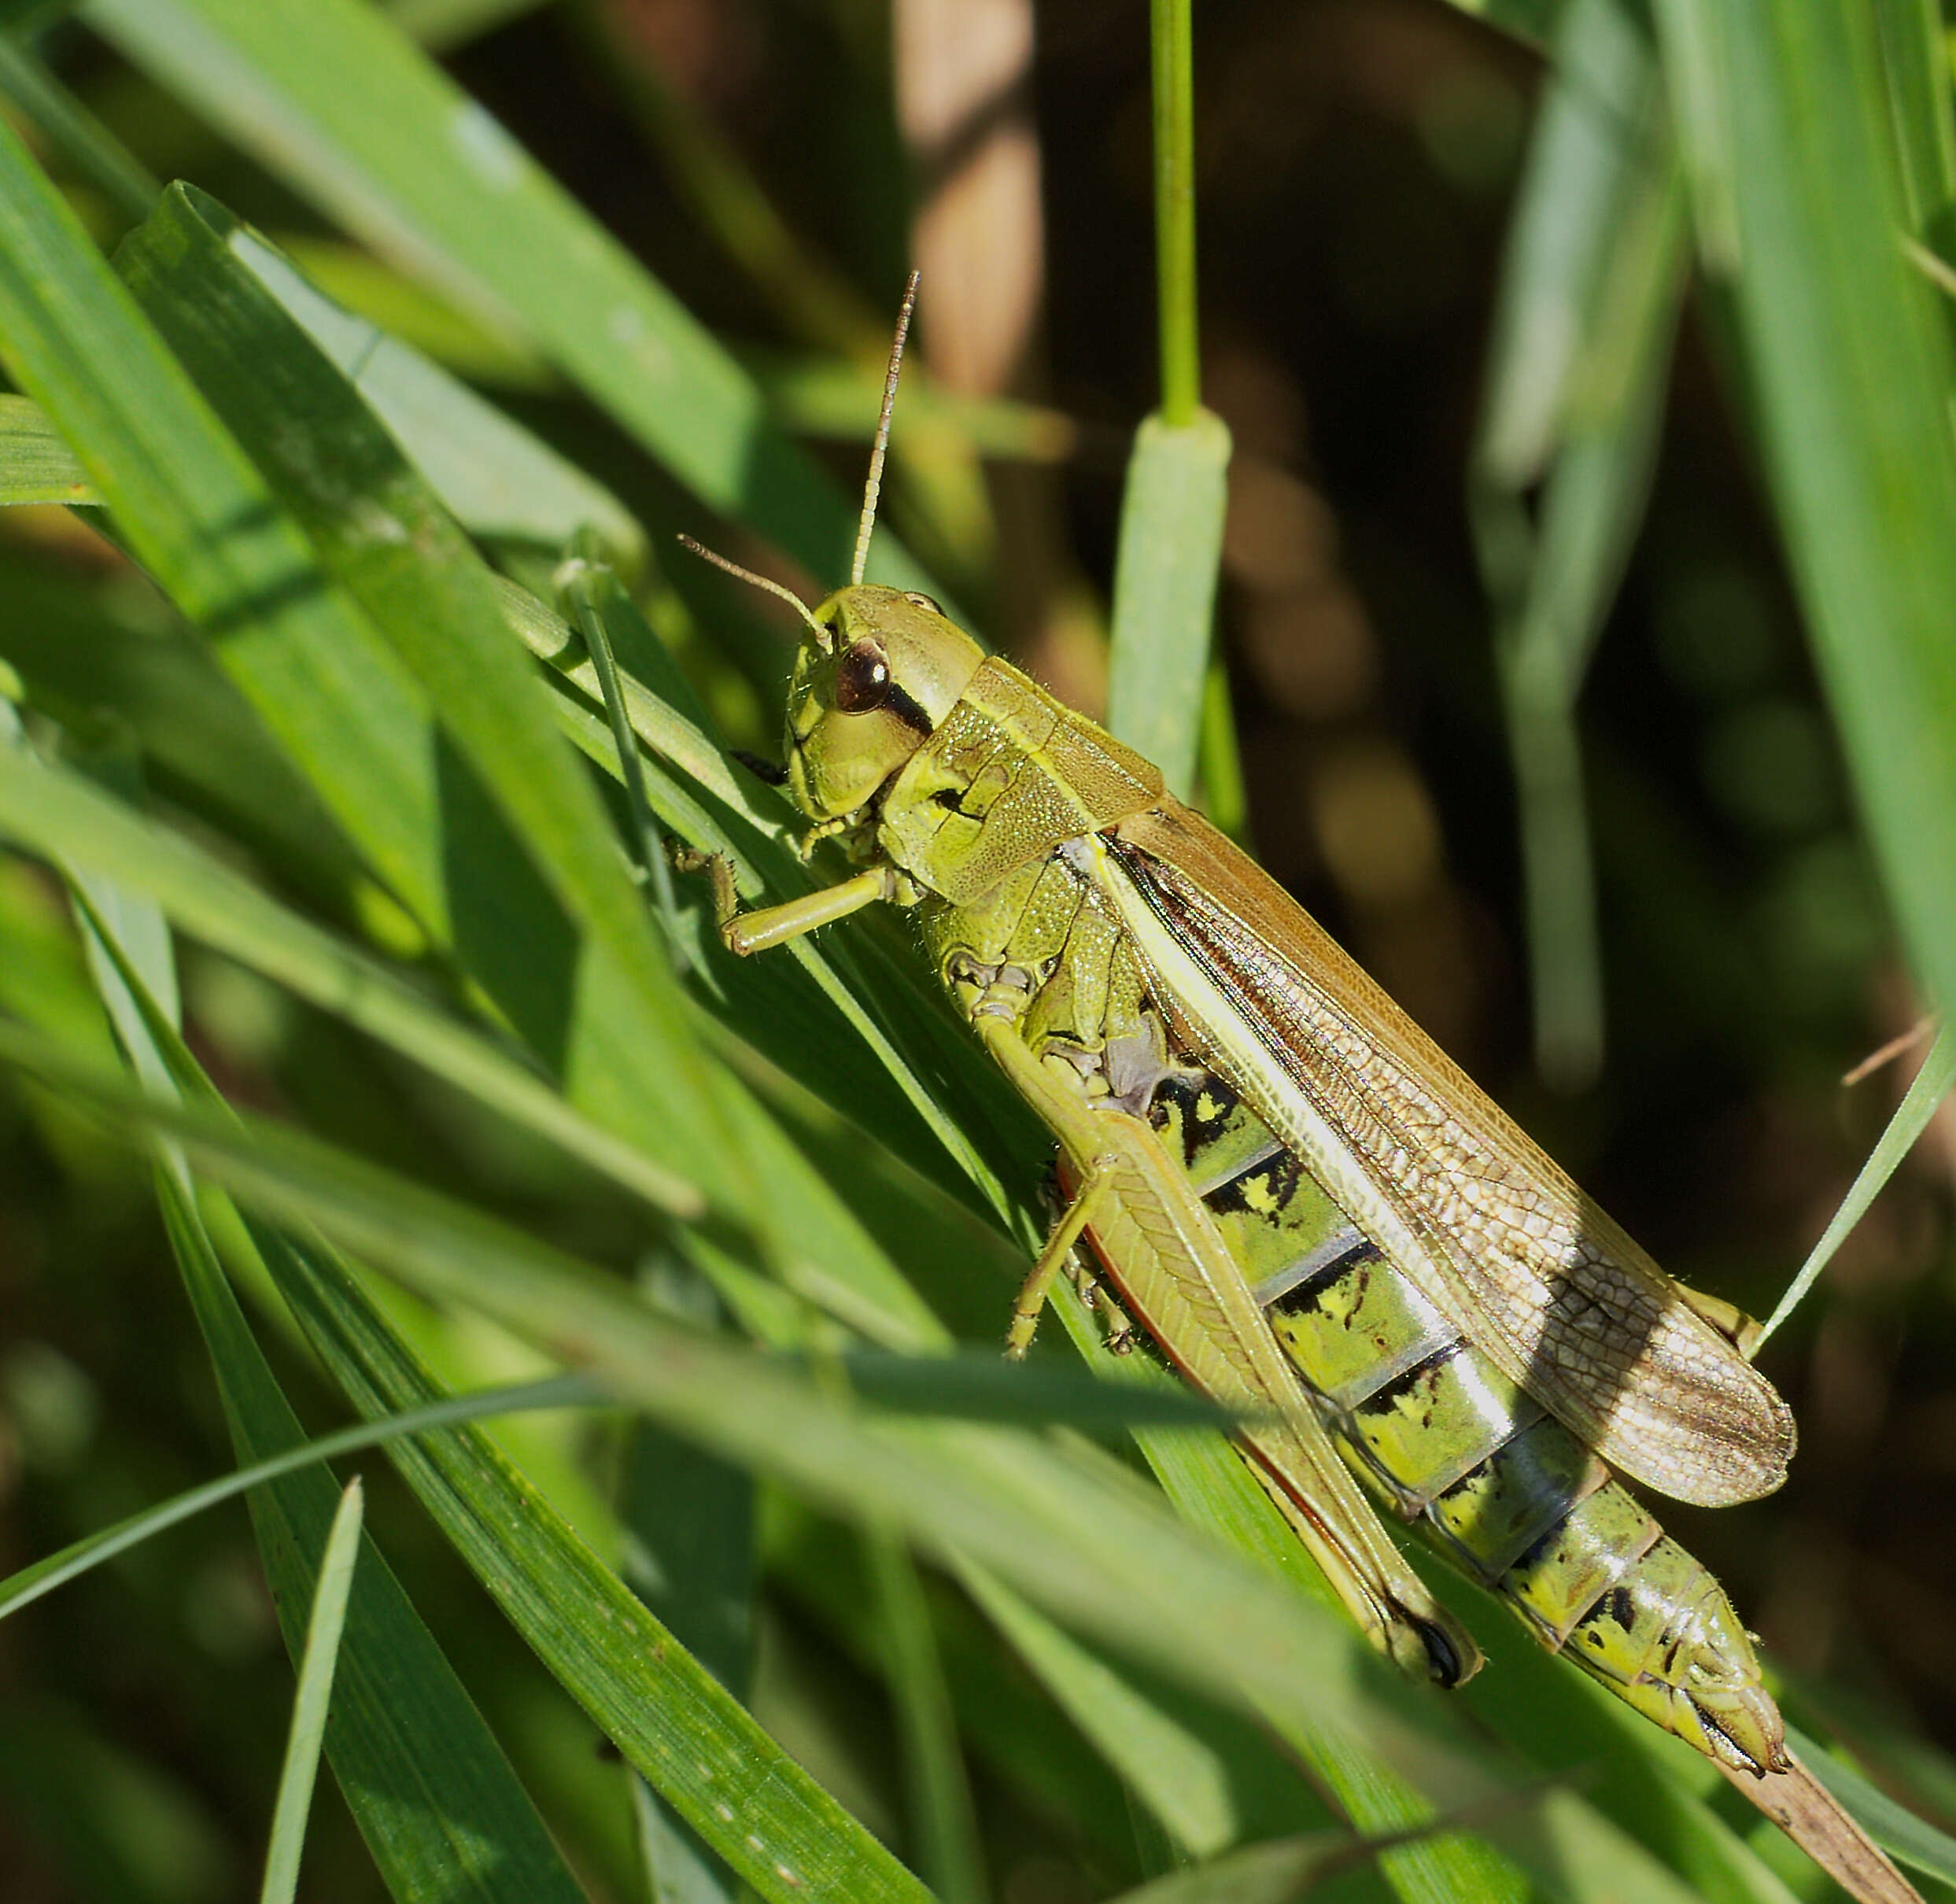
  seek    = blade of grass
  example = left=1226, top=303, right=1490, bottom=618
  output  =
left=228, top=224, right=645, bottom=570
left=1757, top=1025, right=1954, bottom=1341
left=0, top=740, right=705, bottom=1220
left=65, top=809, right=596, bottom=1904
left=114, top=181, right=753, bottom=1209
left=0, top=115, right=459, bottom=935
left=1872, top=0, right=1956, bottom=244
left=83, top=0, right=942, bottom=596
left=865, top=1532, right=990, bottom=1904
left=954, top=1561, right=1264, bottom=1862
left=0, top=1017, right=1513, bottom=1805
left=68, top=898, right=934, bottom=1904
left=0, top=392, right=97, bottom=504
left=1471, top=0, right=1687, bottom=1088
left=1663, top=1, right=1956, bottom=1036
left=260, top=1476, right=363, bottom=1904
left=1106, top=1, right=1231, bottom=799
left=0, top=1374, right=600, bottom=1621
left=0, top=31, right=158, bottom=225
left=559, top=543, right=689, bottom=970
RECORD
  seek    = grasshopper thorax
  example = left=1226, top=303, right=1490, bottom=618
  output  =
left=784, top=583, right=984, bottom=823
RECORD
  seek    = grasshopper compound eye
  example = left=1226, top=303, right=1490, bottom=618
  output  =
left=834, top=639, right=893, bottom=713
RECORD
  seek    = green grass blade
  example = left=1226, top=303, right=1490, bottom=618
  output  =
left=954, top=1562, right=1286, bottom=1863
left=153, top=1168, right=593, bottom=1904
left=1471, top=0, right=1686, bottom=1088
left=65, top=806, right=594, bottom=1904
left=0, top=1020, right=1502, bottom=1799
left=83, top=0, right=939, bottom=595
left=1106, top=411, right=1232, bottom=801
left=1873, top=0, right=1956, bottom=242
left=57, top=898, right=932, bottom=1904
left=559, top=546, right=690, bottom=968
left=1758, top=1025, right=1954, bottom=1341
left=109, top=182, right=779, bottom=1227
left=1788, top=1725, right=1956, bottom=1886
left=0, top=32, right=159, bottom=226
left=0, top=392, right=96, bottom=505
left=1671, top=0, right=1956, bottom=1033
left=0, top=1374, right=597, bottom=1622
left=260, top=1476, right=363, bottom=1904
left=865, top=1533, right=990, bottom=1904
left=0, top=741, right=705, bottom=1219
left=0, top=116, right=464, bottom=946
left=228, top=226, right=645, bottom=570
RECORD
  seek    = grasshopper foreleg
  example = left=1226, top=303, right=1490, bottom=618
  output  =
left=673, top=848, right=913, bottom=958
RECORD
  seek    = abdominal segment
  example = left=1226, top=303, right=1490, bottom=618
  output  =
left=1146, top=1063, right=1784, bottom=1771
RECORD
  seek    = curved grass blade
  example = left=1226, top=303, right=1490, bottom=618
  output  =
left=227, top=224, right=645, bottom=571
left=66, top=810, right=594, bottom=1904
left=113, top=180, right=751, bottom=1212
left=0, top=1374, right=598, bottom=1622
left=260, top=1476, right=363, bottom=1904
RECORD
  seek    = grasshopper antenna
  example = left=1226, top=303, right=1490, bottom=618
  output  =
left=676, top=535, right=832, bottom=651
left=851, top=268, right=920, bottom=588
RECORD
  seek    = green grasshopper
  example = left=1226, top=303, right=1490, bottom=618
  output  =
left=684, top=276, right=1795, bottom=1776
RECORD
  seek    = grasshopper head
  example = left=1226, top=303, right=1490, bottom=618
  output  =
left=784, top=583, right=984, bottom=823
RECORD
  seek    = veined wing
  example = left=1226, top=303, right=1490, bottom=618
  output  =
left=1102, top=801, right=1795, bottom=1509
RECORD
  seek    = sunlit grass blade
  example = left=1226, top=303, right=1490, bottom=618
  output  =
left=1871, top=0, right=1956, bottom=242
left=228, top=223, right=646, bottom=570
left=558, top=542, right=690, bottom=970
left=0, top=1016, right=1506, bottom=1799
left=1107, top=411, right=1232, bottom=801
left=0, top=740, right=705, bottom=1219
left=0, top=118, right=459, bottom=927
left=1107, top=2, right=1231, bottom=803
left=57, top=900, right=934, bottom=1904
left=1758, top=1026, right=1954, bottom=1342
left=114, top=181, right=751, bottom=1205
left=0, top=393, right=97, bottom=505
left=260, top=1475, right=362, bottom=1904
left=83, top=0, right=940, bottom=596
left=954, top=1561, right=1292, bottom=1862
left=0, top=1374, right=598, bottom=1622
left=66, top=811, right=595, bottom=1904
left=1668, top=1, right=1956, bottom=1032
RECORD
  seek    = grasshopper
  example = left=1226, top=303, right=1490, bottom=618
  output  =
left=683, top=275, right=1795, bottom=1776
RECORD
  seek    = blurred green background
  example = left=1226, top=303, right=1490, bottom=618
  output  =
left=1, top=1, right=1954, bottom=1901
